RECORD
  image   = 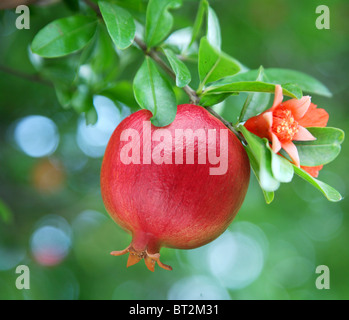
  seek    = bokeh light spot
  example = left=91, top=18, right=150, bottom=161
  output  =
left=14, top=115, right=59, bottom=158
left=30, top=215, right=72, bottom=267
left=208, top=230, right=264, bottom=290
left=168, top=275, right=230, bottom=300
left=76, top=96, right=129, bottom=158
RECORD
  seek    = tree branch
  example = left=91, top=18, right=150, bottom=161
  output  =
left=0, top=65, right=53, bottom=87
left=83, top=0, right=102, bottom=17
left=206, top=107, right=247, bottom=144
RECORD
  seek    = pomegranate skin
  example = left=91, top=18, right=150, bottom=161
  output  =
left=101, top=104, right=250, bottom=271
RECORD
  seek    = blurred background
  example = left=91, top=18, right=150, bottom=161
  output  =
left=0, top=0, right=348, bottom=300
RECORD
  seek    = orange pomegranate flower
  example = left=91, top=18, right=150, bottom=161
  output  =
left=244, top=85, right=329, bottom=171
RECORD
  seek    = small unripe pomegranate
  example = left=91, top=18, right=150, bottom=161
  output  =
left=101, top=104, right=250, bottom=271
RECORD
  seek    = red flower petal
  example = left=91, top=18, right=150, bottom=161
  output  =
left=281, top=96, right=311, bottom=120
left=301, top=165, right=323, bottom=178
left=293, top=126, right=316, bottom=141
left=271, top=132, right=282, bottom=153
left=281, top=141, right=300, bottom=167
left=271, top=85, right=283, bottom=110
left=244, top=111, right=273, bottom=140
left=297, top=103, right=329, bottom=128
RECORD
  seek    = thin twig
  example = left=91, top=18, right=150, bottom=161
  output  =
left=206, top=107, right=247, bottom=144
left=83, top=0, right=102, bottom=17
left=0, top=65, right=53, bottom=87
left=134, top=36, right=199, bottom=104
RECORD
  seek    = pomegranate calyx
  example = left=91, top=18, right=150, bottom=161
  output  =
left=111, top=245, right=172, bottom=272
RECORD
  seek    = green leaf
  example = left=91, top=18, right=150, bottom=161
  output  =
left=54, top=83, right=73, bottom=109
left=71, top=85, right=93, bottom=113
left=85, top=26, right=120, bottom=90
left=199, top=92, right=236, bottom=107
left=245, top=148, right=275, bottom=204
left=262, top=189, right=275, bottom=204
left=85, top=106, right=98, bottom=125
left=198, top=37, right=242, bottom=89
left=239, top=126, right=280, bottom=192
left=294, top=127, right=345, bottom=166
left=239, top=66, right=270, bottom=121
left=204, top=79, right=302, bottom=99
left=163, top=48, right=191, bottom=88
left=240, top=92, right=270, bottom=121
left=293, top=166, right=342, bottom=202
left=207, top=6, right=221, bottom=50
left=0, top=199, right=13, bottom=224
left=188, top=0, right=208, bottom=49
left=164, top=27, right=194, bottom=54
left=112, top=0, right=147, bottom=13
left=99, top=2, right=136, bottom=50
left=264, top=140, right=294, bottom=183
left=133, top=57, right=177, bottom=127
left=281, top=83, right=303, bottom=100
left=145, top=0, right=182, bottom=48
left=218, top=68, right=331, bottom=97
left=264, top=68, right=332, bottom=97
left=79, top=31, right=98, bottom=65
left=40, top=58, right=79, bottom=85
left=99, top=81, right=139, bottom=112
left=31, top=15, right=98, bottom=58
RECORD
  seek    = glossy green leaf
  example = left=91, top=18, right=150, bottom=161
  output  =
left=204, top=79, right=302, bottom=99
left=198, top=37, right=242, bottom=89
left=199, top=92, right=236, bottom=107
left=239, top=66, right=270, bottom=121
left=79, top=31, right=98, bottom=65
left=240, top=92, right=270, bottom=121
left=246, top=148, right=275, bottom=204
left=163, top=48, right=191, bottom=87
left=112, top=0, right=147, bottom=13
left=99, top=81, right=139, bottom=112
left=294, top=127, right=345, bottom=166
left=31, top=15, right=98, bottom=58
left=133, top=57, right=177, bottom=127
left=188, top=0, right=208, bottom=49
left=259, top=143, right=280, bottom=192
left=265, top=68, right=332, bottom=97
left=145, top=0, right=182, bottom=48
left=239, top=126, right=280, bottom=192
left=293, top=166, right=342, bottom=202
left=99, top=2, right=136, bottom=50
left=264, top=140, right=294, bottom=183
left=218, top=68, right=331, bottom=97
left=262, top=189, right=275, bottom=204
left=207, top=6, right=221, bottom=50
left=281, top=83, right=303, bottom=100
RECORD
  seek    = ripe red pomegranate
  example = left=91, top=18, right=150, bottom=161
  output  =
left=101, top=104, right=250, bottom=271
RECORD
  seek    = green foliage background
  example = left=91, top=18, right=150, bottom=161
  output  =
left=0, top=0, right=348, bottom=299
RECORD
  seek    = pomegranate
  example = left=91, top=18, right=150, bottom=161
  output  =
left=101, top=104, right=250, bottom=271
